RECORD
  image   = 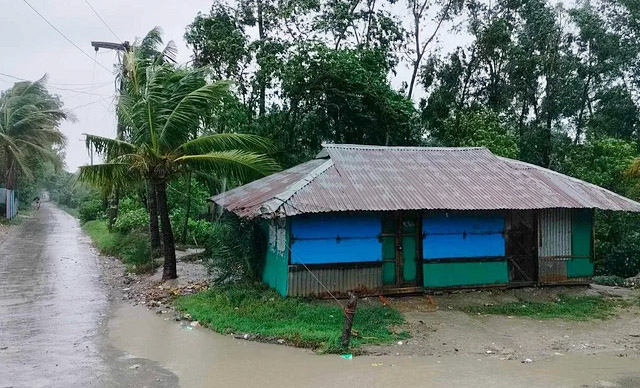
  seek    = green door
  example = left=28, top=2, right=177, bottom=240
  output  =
left=381, top=212, right=420, bottom=287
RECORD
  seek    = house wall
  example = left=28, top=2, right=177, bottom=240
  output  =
left=261, top=219, right=289, bottom=297
left=422, top=212, right=509, bottom=288
left=287, top=213, right=382, bottom=296
left=264, top=208, right=594, bottom=297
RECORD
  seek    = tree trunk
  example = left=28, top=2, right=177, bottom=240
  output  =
left=155, top=180, right=177, bottom=280
left=181, top=172, right=192, bottom=244
left=5, top=154, right=16, bottom=190
left=257, top=0, right=266, bottom=117
left=147, top=180, right=161, bottom=255
left=340, top=292, right=359, bottom=349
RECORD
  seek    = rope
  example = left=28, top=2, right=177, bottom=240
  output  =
left=284, top=243, right=344, bottom=310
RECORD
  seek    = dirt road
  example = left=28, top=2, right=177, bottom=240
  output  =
left=1, top=204, right=639, bottom=388
left=0, top=204, right=178, bottom=388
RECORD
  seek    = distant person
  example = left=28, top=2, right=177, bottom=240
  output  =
left=33, top=196, right=40, bottom=210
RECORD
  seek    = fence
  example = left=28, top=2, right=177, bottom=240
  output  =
left=0, top=188, right=18, bottom=220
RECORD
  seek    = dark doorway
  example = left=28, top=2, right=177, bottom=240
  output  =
left=505, top=211, right=537, bottom=284
left=381, top=212, right=421, bottom=288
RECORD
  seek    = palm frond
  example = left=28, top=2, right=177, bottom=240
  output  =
left=177, top=133, right=275, bottom=155
left=175, top=150, right=280, bottom=183
left=158, top=80, right=232, bottom=148
left=84, top=134, right=137, bottom=160
left=78, top=163, right=138, bottom=188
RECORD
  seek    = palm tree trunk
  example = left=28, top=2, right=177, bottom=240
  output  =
left=155, top=180, right=177, bottom=280
left=181, top=171, right=192, bottom=244
left=147, top=180, right=161, bottom=254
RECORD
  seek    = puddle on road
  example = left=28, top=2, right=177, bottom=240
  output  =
left=110, top=304, right=640, bottom=388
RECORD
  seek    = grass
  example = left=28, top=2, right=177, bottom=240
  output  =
left=56, top=203, right=80, bottom=219
left=83, top=219, right=155, bottom=273
left=175, top=283, right=407, bottom=353
left=463, top=295, right=623, bottom=321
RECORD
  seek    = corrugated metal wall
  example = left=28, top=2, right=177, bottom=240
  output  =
left=290, top=213, right=382, bottom=264
left=538, top=209, right=572, bottom=283
left=0, top=188, right=18, bottom=220
left=287, top=266, right=382, bottom=297
left=261, top=219, right=289, bottom=297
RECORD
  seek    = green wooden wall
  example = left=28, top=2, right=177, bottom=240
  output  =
left=568, top=209, right=594, bottom=278
left=261, top=220, right=289, bottom=296
left=423, top=261, right=509, bottom=288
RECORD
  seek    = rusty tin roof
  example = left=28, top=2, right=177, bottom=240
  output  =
left=211, top=144, right=640, bottom=218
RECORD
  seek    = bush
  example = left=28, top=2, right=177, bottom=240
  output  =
left=83, top=220, right=153, bottom=273
left=187, top=218, right=215, bottom=245
left=79, top=199, right=104, bottom=224
left=594, top=211, right=640, bottom=278
left=593, top=275, right=627, bottom=287
left=113, top=208, right=149, bottom=233
left=204, top=216, right=264, bottom=283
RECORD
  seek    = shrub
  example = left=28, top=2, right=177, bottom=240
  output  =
left=187, top=218, right=215, bottom=245
left=204, top=216, right=264, bottom=283
left=113, top=208, right=149, bottom=233
left=593, top=275, right=627, bottom=287
left=79, top=199, right=104, bottom=224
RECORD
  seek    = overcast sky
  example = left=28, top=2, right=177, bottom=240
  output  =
left=2, top=0, right=567, bottom=172
left=0, top=0, right=214, bottom=171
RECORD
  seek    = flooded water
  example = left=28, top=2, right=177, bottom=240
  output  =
left=111, top=304, right=640, bottom=388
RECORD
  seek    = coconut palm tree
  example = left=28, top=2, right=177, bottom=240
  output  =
left=79, top=63, right=278, bottom=280
left=0, top=77, right=69, bottom=190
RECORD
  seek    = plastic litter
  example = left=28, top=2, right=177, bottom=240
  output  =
left=340, top=354, right=353, bottom=359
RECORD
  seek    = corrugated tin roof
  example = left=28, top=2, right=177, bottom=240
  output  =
left=211, top=144, right=640, bottom=218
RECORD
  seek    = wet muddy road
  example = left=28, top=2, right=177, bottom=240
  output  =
left=0, top=204, right=177, bottom=388
left=2, top=204, right=640, bottom=388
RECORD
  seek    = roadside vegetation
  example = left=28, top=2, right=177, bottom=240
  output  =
left=463, top=295, right=626, bottom=321
left=175, top=284, right=406, bottom=353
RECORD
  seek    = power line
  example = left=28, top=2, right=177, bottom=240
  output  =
left=20, top=0, right=112, bottom=74
left=0, top=72, right=112, bottom=87
left=0, top=72, right=114, bottom=96
left=82, top=0, right=122, bottom=43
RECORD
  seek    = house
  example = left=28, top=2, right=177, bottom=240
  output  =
left=0, top=187, right=18, bottom=220
left=210, top=144, right=640, bottom=297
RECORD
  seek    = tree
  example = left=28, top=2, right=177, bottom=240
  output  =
left=277, top=43, right=421, bottom=162
left=0, top=77, right=69, bottom=191
left=79, top=63, right=278, bottom=280
left=437, top=108, right=519, bottom=158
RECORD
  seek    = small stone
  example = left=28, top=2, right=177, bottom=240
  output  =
left=190, top=321, right=201, bottom=327
left=397, top=341, right=403, bottom=345
left=243, top=334, right=250, bottom=340
left=184, top=313, right=192, bottom=320
left=486, top=350, right=493, bottom=354
left=129, top=364, right=140, bottom=370
left=522, top=358, right=533, bottom=364
left=277, top=339, right=285, bottom=344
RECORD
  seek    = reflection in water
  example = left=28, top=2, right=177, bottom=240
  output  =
left=110, top=304, right=640, bottom=388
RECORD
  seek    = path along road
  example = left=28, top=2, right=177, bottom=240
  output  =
left=2, top=204, right=640, bottom=388
left=0, top=204, right=177, bottom=388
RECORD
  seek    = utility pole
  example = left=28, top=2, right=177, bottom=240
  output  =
left=91, top=40, right=130, bottom=230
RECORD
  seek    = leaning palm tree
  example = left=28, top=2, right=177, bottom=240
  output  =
left=0, top=77, right=69, bottom=190
left=79, top=63, right=278, bottom=280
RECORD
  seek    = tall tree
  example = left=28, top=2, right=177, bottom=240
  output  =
left=0, top=77, right=68, bottom=190
left=80, top=64, right=278, bottom=280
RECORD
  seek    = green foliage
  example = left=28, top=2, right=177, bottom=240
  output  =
left=78, top=198, right=104, bottom=224
left=83, top=220, right=152, bottom=273
left=204, top=216, right=264, bottom=283
left=175, top=283, right=406, bottom=353
left=464, top=295, right=621, bottom=321
left=113, top=208, right=149, bottom=233
left=593, top=275, right=627, bottom=287
left=593, top=211, right=640, bottom=278
left=438, top=109, right=519, bottom=158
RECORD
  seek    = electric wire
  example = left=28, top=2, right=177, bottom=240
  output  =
left=82, top=0, right=122, bottom=43
left=20, top=0, right=112, bottom=74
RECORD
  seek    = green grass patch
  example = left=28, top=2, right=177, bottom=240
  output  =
left=464, top=295, right=622, bottom=321
left=175, top=284, right=407, bottom=353
left=83, top=220, right=154, bottom=273
left=56, top=203, right=80, bottom=219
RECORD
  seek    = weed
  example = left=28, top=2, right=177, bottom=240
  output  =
left=175, top=283, right=406, bottom=353
left=464, top=295, right=622, bottom=321
left=83, top=220, right=152, bottom=274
